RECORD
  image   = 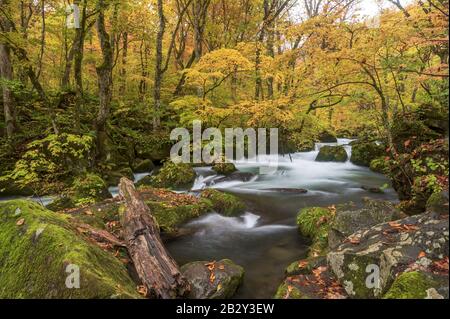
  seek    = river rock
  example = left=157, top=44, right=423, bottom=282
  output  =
left=212, top=172, right=255, bottom=184
left=181, top=259, right=244, bottom=299
left=361, top=186, right=384, bottom=194
left=327, top=212, right=449, bottom=299
left=426, top=191, right=449, bottom=215
left=315, top=146, right=348, bottom=162
left=328, top=199, right=403, bottom=250
left=264, top=188, right=308, bottom=194
left=384, top=271, right=449, bottom=299
left=350, top=142, right=385, bottom=167
left=212, top=162, right=237, bottom=175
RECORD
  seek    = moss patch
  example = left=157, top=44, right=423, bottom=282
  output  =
left=316, top=146, right=348, bottom=162
left=151, top=162, right=196, bottom=189
left=274, top=282, right=307, bottom=299
left=212, top=162, right=237, bottom=175
left=0, top=200, right=140, bottom=299
left=297, top=207, right=334, bottom=256
left=200, top=189, right=245, bottom=216
left=384, top=271, right=437, bottom=299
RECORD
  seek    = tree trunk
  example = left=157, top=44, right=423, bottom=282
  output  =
left=0, top=0, right=16, bottom=138
left=153, top=0, right=165, bottom=130
left=95, top=0, right=114, bottom=161
left=119, top=32, right=128, bottom=95
left=119, top=178, right=190, bottom=299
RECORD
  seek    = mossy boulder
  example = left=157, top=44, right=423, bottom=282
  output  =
left=200, top=189, right=245, bottom=216
left=297, top=207, right=334, bottom=257
left=315, top=146, right=348, bottom=162
left=274, top=282, right=309, bottom=299
left=212, top=162, right=237, bottom=175
left=350, top=142, right=385, bottom=167
left=0, top=200, right=140, bottom=299
left=133, top=159, right=155, bottom=173
left=384, top=271, right=448, bottom=299
left=151, top=161, right=196, bottom=189
left=48, top=174, right=111, bottom=211
left=370, top=157, right=388, bottom=174
left=181, top=259, right=244, bottom=299
left=285, top=256, right=327, bottom=277
left=426, top=191, right=449, bottom=215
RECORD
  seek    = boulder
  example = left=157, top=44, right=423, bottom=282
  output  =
left=426, top=191, right=449, bottom=215
left=328, top=199, right=403, bottom=249
left=212, top=162, right=237, bottom=175
left=350, top=142, right=385, bottom=167
left=151, top=162, right=196, bottom=189
left=0, top=200, right=140, bottom=298
left=315, top=146, right=348, bottom=162
left=384, top=271, right=449, bottom=299
left=200, top=189, right=246, bottom=216
left=318, top=131, right=338, bottom=143
left=133, top=159, right=155, bottom=173
left=285, top=256, right=327, bottom=277
left=181, top=259, right=244, bottom=299
left=327, top=212, right=449, bottom=299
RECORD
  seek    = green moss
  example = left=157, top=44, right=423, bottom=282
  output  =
left=285, top=257, right=326, bottom=277
left=297, top=207, right=334, bottom=256
left=71, top=173, right=111, bottom=207
left=0, top=200, right=140, bottom=299
left=370, top=157, right=388, bottom=174
left=384, top=271, right=437, bottom=299
left=151, top=162, right=196, bottom=189
left=200, top=189, right=245, bottom=216
left=274, top=282, right=307, bottom=299
left=316, top=146, right=348, bottom=162
left=351, top=142, right=385, bottom=167
left=212, top=162, right=237, bottom=175
left=145, top=199, right=212, bottom=235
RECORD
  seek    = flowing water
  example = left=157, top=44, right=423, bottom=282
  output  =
left=166, top=139, right=399, bottom=298
left=0, top=139, right=398, bottom=299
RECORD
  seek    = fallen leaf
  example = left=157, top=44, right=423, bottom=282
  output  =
left=137, top=285, right=148, bottom=297
left=418, top=251, right=426, bottom=259
left=16, top=218, right=25, bottom=226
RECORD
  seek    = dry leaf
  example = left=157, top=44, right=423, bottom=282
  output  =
left=16, top=218, right=25, bottom=226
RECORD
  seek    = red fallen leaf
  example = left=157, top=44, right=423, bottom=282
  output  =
left=317, top=215, right=329, bottom=226
left=137, top=285, right=148, bottom=297
left=16, top=218, right=25, bottom=226
left=404, top=140, right=412, bottom=148
left=418, top=251, right=426, bottom=259
left=209, top=272, right=216, bottom=283
left=389, top=221, right=402, bottom=228
left=298, top=260, right=309, bottom=269
left=312, top=266, right=327, bottom=277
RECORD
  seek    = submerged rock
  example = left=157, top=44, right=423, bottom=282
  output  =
left=327, top=212, right=449, bottom=299
left=0, top=200, right=140, bottom=299
left=212, top=172, right=255, bottom=184
left=181, top=259, right=244, bottom=299
left=315, top=146, right=348, bottom=162
left=264, top=188, right=308, bottom=194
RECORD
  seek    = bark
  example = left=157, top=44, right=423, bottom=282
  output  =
left=153, top=0, right=165, bottom=130
left=119, top=32, right=128, bottom=95
left=95, top=0, right=114, bottom=161
left=119, top=178, right=190, bottom=299
left=0, top=0, right=16, bottom=138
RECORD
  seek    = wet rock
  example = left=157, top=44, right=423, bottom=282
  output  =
left=151, top=162, right=196, bottom=189
left=212, top=162, right=237, bottom=175
left=212, top=172, right=255, bottom=184
left=351, top=142, right=385, bottom=167
left=285, top=256, right=327, bottom=277
left=426, top=191, right=449, bottom=215
left=133, top=159, right=155, bottom=173
left=361, top=186, right=385, bottom=194
left=264, top=188, right=308, bottom=194
left=315, top=146, right=348, bottom=162
left=181, top=259, right=244, bottom=299
left=328, top=199, right=403, bottom=250
left=200, top=189, right=245, bottom=216
left=384, top=271, right=449, bottom=299
left=327, top=212, right=449, bottom=299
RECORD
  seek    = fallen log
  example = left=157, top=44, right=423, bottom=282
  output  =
left=119, top=178, right=190, bottom=299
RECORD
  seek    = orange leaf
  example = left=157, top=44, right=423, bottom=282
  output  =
left=16, top=218, right=25, bottom=226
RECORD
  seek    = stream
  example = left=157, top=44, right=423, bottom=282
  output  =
left=166, top=139, right=399, bottom=298
left=0, top=139, right=399, bottom=299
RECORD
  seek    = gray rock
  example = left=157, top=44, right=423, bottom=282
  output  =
left=426, top=191, right=449, bottom=215
left=181, top=259, right=244, bottom=299
left=328, top=199, right=403, bottom=249
left=327, top=212, right=449, bottom=299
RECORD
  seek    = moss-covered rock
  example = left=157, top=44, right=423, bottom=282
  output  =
left=370, top=157, right=388, bottom=174
left=48, top=174, right=111, bottom=211
left=151, top=161, right=196, bottom=189
left=212, top=162, right=237, bottom=175
left=181, top=259, right=244, bottom=299
left=285, top=256, right=327, bottom=277
left=0, top=200, right=140, bottom=299
left=426, top=191, right=449, bottom=215
left=384, top=271, right=448, bottom=299
left=133, top=159, right=155, bottom=173
left=200, top=189, right=245, bottom=216
left=274, top=282, right=308, bottom=299
left=350, top=142, right=385, bottom=167
left=315, top=146, right=348, bottom=162
left=297, top=207, right=334, bottom=256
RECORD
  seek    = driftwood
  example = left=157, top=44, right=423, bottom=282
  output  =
left=119, top=178, right=190, bottom=299
left=75, top=223, right=125, bottom=248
